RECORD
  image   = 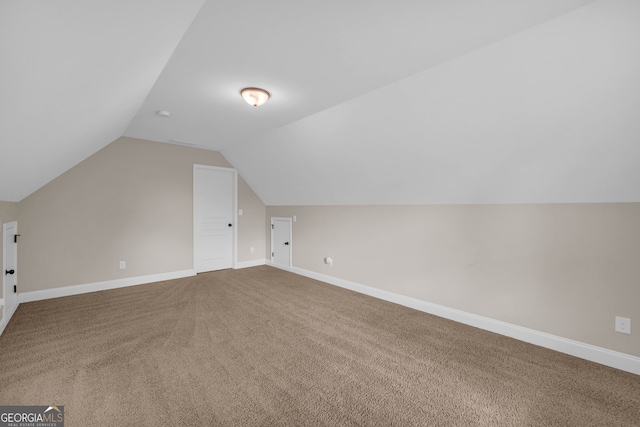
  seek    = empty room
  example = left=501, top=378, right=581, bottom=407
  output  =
left=1, top=0, right=639, bottom=425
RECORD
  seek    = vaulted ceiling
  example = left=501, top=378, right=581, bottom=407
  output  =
left=2, top=0, right=639, bottom=204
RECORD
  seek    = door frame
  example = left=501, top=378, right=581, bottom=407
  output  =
left=2, top=221, right=18, bottom=331
left=270, top=217, right=292, bottom=269
left=193, top=165, right=238, bottom=272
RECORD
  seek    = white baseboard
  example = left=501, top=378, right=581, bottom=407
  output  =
left=19, top=269, right=196, bottom=304
left=266, top=261, right=291, bottom=272
left=235, top=259, right=267, bottom=269
left=265, top=261, right=640, bottom=376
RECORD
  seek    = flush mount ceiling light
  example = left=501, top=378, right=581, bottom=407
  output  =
left=240, top=87, right=270, bottom=107
left=156, top=110, right=171, bottom=117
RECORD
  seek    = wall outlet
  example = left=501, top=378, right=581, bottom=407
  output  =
left=250, top=247, right=255, bottom=254
left=119, top=261, right=126, bottom=270
left=615, top=316, right=631, bottom=334
left=293, top=215, right=297, bottom=222
left=238, top=209, right=243, bottom=216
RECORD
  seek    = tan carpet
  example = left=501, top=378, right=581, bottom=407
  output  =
left=0, top=266, right=638, bottom=426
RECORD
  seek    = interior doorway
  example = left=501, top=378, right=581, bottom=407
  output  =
left=193, top=165, right=237, bottom=273
left=271, top=217, right=292, bottom=269
left=3, top=221, right=18, bottom=329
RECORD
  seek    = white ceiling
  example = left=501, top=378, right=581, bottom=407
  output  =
left=0, top=0, right=205, bottom=202
left=3, top=0, right=639, bottom=205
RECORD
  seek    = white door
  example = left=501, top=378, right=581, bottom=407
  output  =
left=271, top=217, right=292, bottom=268
left=3, top=221, right=18, bottom=326
left=194, top=165, right=236, bottom=273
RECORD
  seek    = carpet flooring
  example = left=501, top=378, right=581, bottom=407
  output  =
left=0, top=266, right=638, bottom=426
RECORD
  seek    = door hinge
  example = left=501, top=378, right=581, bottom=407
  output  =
left=271, top=252, right=274, bottom=257
left=14, top=285, right=17, bottom=293
left=271, top=224, right=274, bottom=229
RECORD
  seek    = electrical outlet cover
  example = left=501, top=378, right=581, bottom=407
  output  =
left=615, top=316, right=631, bottom=334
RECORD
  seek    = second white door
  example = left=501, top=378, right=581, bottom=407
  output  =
left=194, top=165, right=236, bottom=273
left=3, top=221, right=18, bottom=327
left=271, top=217, right=292, bottom=268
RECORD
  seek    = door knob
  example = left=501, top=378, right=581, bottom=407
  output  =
left=228, top=223, right=232, bottom=227
left=284, top=242, right=289, bottom=245
left=5, top=269, right=15, bottom=275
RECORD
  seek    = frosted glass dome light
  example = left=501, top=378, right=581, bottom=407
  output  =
left=240, top=87, right=270, bottom=107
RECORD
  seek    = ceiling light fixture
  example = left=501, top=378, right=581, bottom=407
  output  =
left=240, top=87, right=270, bottom=107
left=156, top=110, right=171, bottom=117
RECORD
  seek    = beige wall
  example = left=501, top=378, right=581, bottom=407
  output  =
left=0, top=201, right=19, bottom=299
left=17, top=137, right=265, bottom=292
left=238, top=178, right=266, bottom=261
left=267, top=204, right=640, bottom=357
left=0, top=201, right=19, bottom=224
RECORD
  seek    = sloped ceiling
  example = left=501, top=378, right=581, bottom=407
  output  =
left=224, top=0, right=640, bottom=205
left=3, top=0, right=639, bottom=205
left=0, top=0, right=205, bottom=202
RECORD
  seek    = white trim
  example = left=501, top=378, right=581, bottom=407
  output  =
left=0, top=297, right=18, bottom=337
left=266, top=260, right=292, bottom=272
left=234, top=259, right=267, bottom=269
left=232, top=172, right=238, bottom=269
left=18, top=269, right=196, bottom=304
left=0, top=297, right=3, bottom=335
left=267, top=263, right=640, bottom=376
